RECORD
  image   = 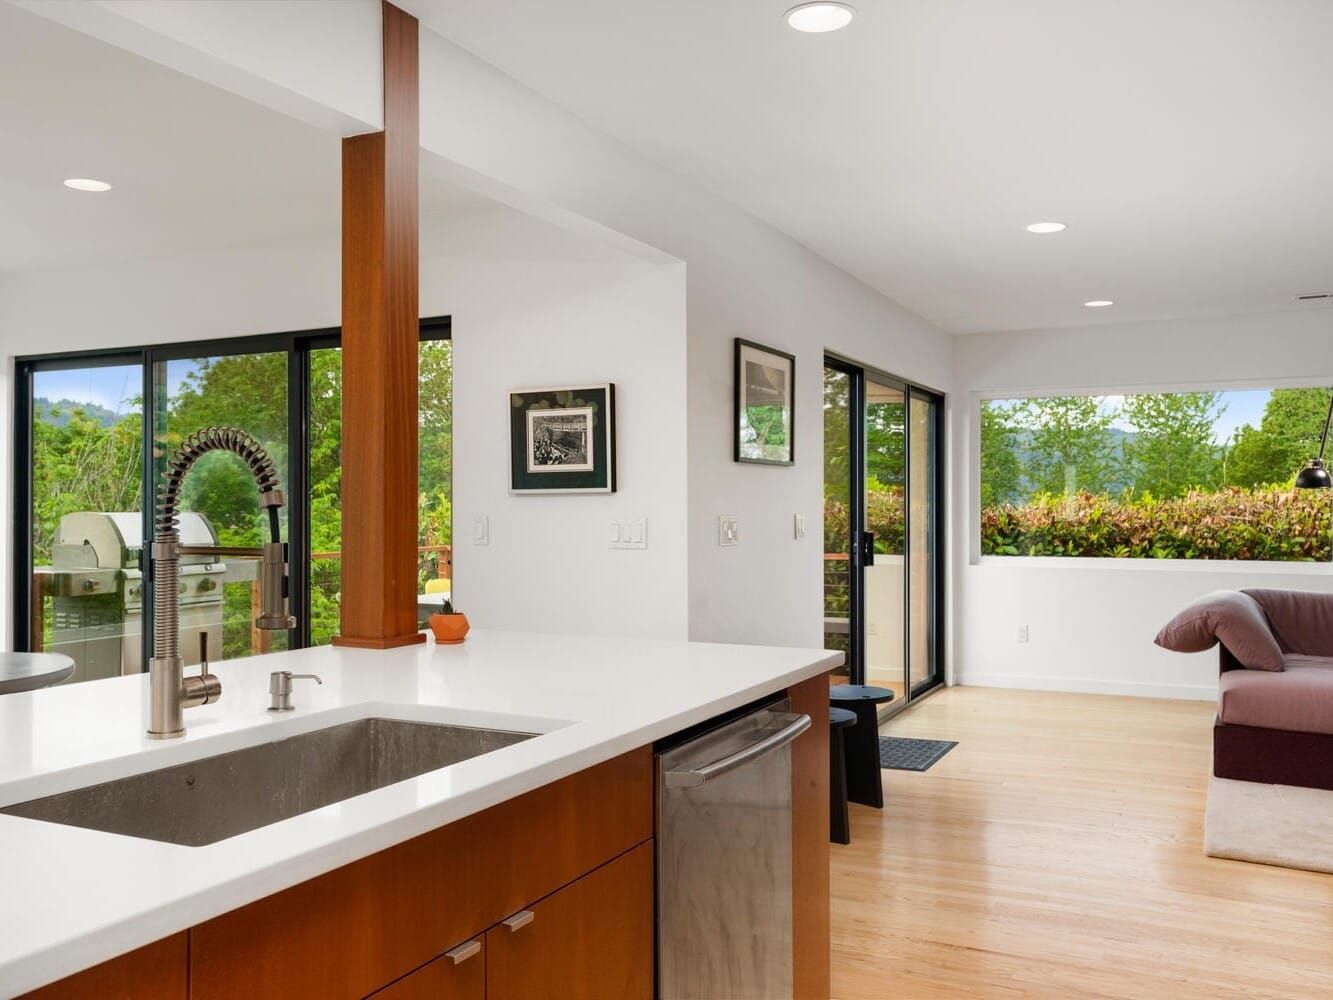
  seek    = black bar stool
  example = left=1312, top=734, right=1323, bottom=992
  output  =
left=829, top=684, right=896, bottom=808
left=829, top=707, right=857, bottom=844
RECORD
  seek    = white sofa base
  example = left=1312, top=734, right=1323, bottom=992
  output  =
left=1206, top=775, right=1333, bottom=875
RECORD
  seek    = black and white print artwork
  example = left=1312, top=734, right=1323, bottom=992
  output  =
left=527, top=407, right=595, bottom=472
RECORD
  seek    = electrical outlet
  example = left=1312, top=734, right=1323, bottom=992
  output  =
left=718, top=515, right=739, bottom=547
left=1016, top=624, right=1029, bottom=643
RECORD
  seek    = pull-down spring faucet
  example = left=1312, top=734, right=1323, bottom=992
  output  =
left=148, top=427, right=296, bottom=739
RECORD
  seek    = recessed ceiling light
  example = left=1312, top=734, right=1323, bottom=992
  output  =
left=1084, top=300, right=1114, bottom=308
left=1025, top=221, right=1067, bottom=234
left=785, top=2, right=855, bottom=33
left=63, top=178, right=112, bottom=192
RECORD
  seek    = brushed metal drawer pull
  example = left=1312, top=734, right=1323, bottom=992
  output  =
left=445, top=939, right=481, bottom=964
left=502, top=909, right=535, bottom=932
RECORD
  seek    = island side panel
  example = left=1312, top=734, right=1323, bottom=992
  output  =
left=790, top=672, right=831, bottom=998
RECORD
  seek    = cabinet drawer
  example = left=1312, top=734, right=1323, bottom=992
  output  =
left=367, top=937, right=485, bottom=1000
left=486, top=842, right=653, bottom=1000
left=190, top=747, right=652, bottom=1000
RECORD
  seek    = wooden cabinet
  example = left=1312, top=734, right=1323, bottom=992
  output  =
left=20, top=689, right=831, bottom=1000
left=369, top=938, right=486, bottom=1000
left=19, top=933, right=187, bottom=1000
left=189, top=748, right=652, bottom=1000
left=486, top=843, right=653, bottom=1000
left=789, top=674, right=831, bottom=998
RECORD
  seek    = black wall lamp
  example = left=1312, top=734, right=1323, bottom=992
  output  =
left=1295, top=390, right=1333, bottom=489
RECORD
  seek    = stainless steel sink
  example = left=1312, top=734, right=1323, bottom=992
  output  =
left=0, top=718, right=536, bottom=846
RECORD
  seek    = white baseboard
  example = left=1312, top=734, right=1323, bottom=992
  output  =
left=955, top=671, right=1216, bottom=701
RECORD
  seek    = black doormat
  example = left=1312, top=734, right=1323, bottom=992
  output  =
left=878, top=736, right=957, bottom=772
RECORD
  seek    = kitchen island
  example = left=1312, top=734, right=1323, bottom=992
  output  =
left=0, top=629, right=838, bottom=997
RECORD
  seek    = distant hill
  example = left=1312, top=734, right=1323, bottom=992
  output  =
left=33, top=398, right=122, bottom=429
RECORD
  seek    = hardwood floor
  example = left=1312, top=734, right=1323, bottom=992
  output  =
left=830, top=687, right=1333, bottom=999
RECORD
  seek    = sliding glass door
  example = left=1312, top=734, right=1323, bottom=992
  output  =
left=824, top=356, right=944, bottom=711
left=15, top=321, right=452, bottom=680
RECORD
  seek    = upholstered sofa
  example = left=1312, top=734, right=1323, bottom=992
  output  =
left=1157, top=588, right=1333, bottom=873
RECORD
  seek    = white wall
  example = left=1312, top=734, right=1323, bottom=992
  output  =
left=11, top=3, right=955, bottom=655
left=430, top=209, right=687, bottom=639
left=0, top=201, right=689, bottom=646
left=413, top=29, right=954, bottom=650
left=954, top=309, right=1333, bottom=700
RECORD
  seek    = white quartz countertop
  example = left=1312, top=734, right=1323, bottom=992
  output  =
left=0, top=629, right=840, bottom=995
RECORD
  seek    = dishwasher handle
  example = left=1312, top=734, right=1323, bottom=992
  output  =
left=663, top=712, right=811, bottom=788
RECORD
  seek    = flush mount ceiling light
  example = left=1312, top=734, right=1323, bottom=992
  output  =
left=1025, top=221, right=1067, bottom=234
left=1084, top=300, right=1114, bottom=308
left=63, top=178, right=112, bottom=192
left=785, top=2, right=855, bottom=33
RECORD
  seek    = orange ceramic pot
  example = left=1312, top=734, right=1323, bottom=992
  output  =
left=429, top=612, right=470, bottom=644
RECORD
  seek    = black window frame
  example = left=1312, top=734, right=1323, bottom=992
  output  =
left=13, top=317, right=451, bottom=660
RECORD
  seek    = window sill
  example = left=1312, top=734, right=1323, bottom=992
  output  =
left=972, top=555, right=1332, bottom=574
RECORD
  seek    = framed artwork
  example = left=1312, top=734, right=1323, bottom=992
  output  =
left=509, top=383, right=616, bottom=493
left=734, top=339, right=795, bottom=465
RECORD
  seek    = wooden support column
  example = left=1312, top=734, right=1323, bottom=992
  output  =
left=334, top=1, right=424, bottom=650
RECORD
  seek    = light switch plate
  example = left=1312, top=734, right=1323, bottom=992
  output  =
left=609, top=518, right=647, bottom=550
left=718, top=515, right=739, bottom=547
left=794, top=514, right=806, bottom=540
left=473, top=516, right=489, bottom=546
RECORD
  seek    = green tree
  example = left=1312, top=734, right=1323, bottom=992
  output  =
left=1012, top=395, right=1117, bottom=497
left=31, top=405, right=142, bottom=563
left=1121, top=391, right=1225, bottom=498
left=979, top=400, right=1022, bottom=507
left=1228, top=388, right=1332, bottom=487
left=823, top=368, right=852, bottom=510
left=164, top=353, right=289, bottom=542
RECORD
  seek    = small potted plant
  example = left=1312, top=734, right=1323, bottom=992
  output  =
left=429, top=599, right=470, bottom=644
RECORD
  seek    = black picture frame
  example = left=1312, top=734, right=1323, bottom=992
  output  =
left=734, top=339, right=795, bottom=466
left=509, top=383, right=616, bottom=493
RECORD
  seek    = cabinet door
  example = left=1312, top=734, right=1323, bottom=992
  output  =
left=486, top=842, right=653, bottom=1000
left=368, top=937, right=485, bottom=1000
left=19, top=933, right=186, bottom=1000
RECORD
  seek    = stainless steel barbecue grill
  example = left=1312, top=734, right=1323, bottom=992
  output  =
left=44, top=512, right=241, bottom=684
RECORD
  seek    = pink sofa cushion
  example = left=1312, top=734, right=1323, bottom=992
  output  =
left=1218, top=656, right=1333, bottom=735
left=1154, top=590, right=1284, bottom=671
left=1242, top=589, right=1333, bottom=657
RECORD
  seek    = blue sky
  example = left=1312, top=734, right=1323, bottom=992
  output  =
left=44, top=366, right=1276, bottom=445
left=33, top=362, right=198, bottom=414
left=1207, top=390, right=1271, bottom=444
left=989, top=389, right=1274, bottom=445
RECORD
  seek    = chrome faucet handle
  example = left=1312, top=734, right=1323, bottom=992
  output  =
left=267, top=670, right=322, bottom=712
left=180, top=632, right=222, bottom=711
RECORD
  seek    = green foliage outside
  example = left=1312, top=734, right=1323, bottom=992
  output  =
left=981, top=488, right=1330, bottom=560
left=979, top=388, right=1333, bottom=560
left=31, top=404, right=143, bottom=565
left=30, top=341, right=453, bottom=658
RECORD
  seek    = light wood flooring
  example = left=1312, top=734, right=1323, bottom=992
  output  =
left=829, top=687, right=1333, bottom=999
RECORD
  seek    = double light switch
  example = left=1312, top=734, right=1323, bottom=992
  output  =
left=609, top=519, right=647, bottom=550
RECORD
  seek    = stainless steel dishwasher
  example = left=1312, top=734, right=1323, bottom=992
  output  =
left=656, top=696, right=812, bottom=1000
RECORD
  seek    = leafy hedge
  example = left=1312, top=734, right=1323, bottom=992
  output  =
left=824, top=487, right=905, bottom=555
left=980, top=488, right=1331, bottom=560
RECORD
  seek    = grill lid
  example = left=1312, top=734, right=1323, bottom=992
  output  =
left=55, top=512, right=219, bottom=569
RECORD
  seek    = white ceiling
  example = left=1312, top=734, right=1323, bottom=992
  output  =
left=0, top=2, right=484, bottom=276
left=407, top=0, right=1333, bottom=334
